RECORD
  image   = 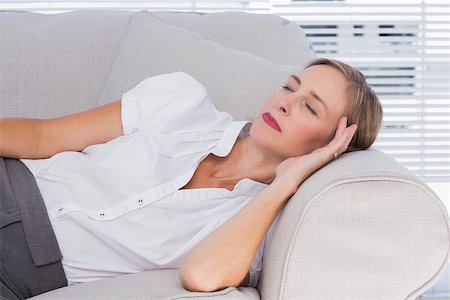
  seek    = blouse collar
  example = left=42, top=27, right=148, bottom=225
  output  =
left=211, top=120, right=269, bottom=196
left=211, top=120, right=251, bottom=157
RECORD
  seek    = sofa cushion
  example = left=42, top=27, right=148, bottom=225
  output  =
left=151, top=10, right=315, bottom=66
left=0, top=10, right=132, bottom=119
left=98, top=11, right=314, bottom=121
left=30, top=269, right=260, bottom=300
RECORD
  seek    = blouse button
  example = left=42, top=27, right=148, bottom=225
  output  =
left=137, top=199, right=144, bottom=205
left=57, top=207, right=64, bottom=213
left=99, top=212, right=105, bottom=217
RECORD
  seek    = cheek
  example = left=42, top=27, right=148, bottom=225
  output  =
left=288, top=123, right=331, bottom=151
left=261, top=92, right=280, bottom=108
left=255, top=96, right=279, bottom=122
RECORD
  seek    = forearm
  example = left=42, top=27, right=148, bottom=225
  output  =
left=0, top=118, right=43, bottom=159
left=179, top=179, right=295, bottom=292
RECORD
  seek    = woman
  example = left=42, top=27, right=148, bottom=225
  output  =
left=0, top=58, right=382, bottom=298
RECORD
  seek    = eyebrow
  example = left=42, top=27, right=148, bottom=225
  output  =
left=289, top=75, right=328, bottom=115
left=289, top=74, right=301, bottom=85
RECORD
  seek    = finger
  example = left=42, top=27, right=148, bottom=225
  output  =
left=325, top=116, right=347, bottom=152
left=333, top=116, right=348, bottom=141
left=319, top=118, right=355, bottom=160
left=337, top=124, right=358, bottom=154
left=329, top=123, right=357, bottom=157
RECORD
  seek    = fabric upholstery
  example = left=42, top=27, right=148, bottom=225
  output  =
left=150, top=10, right=315, bottom=66
left=0, top=10, right=132, bottom=119
left=259, top=148, right=450, bottom=300
left=98, top=11, right=313, bottom=121
left=30, top=269, right=260, bottom=300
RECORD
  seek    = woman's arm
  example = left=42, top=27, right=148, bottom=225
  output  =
left=179, top=179, right=294, bottom=292
left=0, top=100, right=123, bottom=159
left=179, top=116, right=357, bottom=292
left=0, top=118, right=45, bottom=159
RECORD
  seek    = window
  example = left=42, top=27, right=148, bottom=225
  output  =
left=273, top=0, right=450, bottom=225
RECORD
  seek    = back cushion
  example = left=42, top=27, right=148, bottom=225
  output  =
left=0, top=10, right=132, bottom=119
left=151, top=10, right=315, bottom=66
left=99, top=11, right=315, bottom=121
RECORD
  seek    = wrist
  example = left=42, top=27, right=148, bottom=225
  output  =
left=270, top=177, right=300, bottom=198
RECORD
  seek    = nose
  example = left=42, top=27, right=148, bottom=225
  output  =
left=278, top=94, right=295, bottom=116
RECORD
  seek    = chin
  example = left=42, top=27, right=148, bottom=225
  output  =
left=249, top=126, right=286, bottom=157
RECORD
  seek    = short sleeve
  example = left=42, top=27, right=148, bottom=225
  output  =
left=120, top=72, right=210, bottom=135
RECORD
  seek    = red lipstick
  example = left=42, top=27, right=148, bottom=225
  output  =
left=262, top=112, right=281, bottom=132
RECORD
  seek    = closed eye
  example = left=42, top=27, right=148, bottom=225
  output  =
left=281, top=85, right=293, bottom=92
left=306, top=103, right=317, bottom=116
left=282, top=85, right=317, bottom=116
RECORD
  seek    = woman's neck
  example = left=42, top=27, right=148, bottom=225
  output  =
left=208, top=136, right=283, bottom=185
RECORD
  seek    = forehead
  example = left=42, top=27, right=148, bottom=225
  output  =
left=298, top=64, right=347, bottom=83
left=294, top=65, right=349, bottom=116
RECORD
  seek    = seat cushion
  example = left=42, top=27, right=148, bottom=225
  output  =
left=30, top=269, right=260, bottom=300
left=98, top=11, right=315, bottom=121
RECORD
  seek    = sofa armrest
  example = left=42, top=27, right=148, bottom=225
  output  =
left=258, top=148, right=450, bottom=300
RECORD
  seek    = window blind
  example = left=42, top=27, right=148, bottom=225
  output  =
left=273, top=0, right=449, bottom=183
left=1, top=0, right=449, bottom=182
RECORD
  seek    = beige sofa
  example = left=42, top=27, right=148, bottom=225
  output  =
left=1, top=10, right=449, bottom=300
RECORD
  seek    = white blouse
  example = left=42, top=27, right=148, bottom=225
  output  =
left=19, top=71, right=281, bottom=288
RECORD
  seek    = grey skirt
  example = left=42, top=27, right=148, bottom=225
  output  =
left=0, top=157, right=67, bottom=299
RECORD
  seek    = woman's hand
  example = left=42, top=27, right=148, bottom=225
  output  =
left=273, top=116, right=358, bottom=196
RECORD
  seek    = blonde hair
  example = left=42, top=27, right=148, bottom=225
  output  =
left=305, top=58, right=383, bottom=152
